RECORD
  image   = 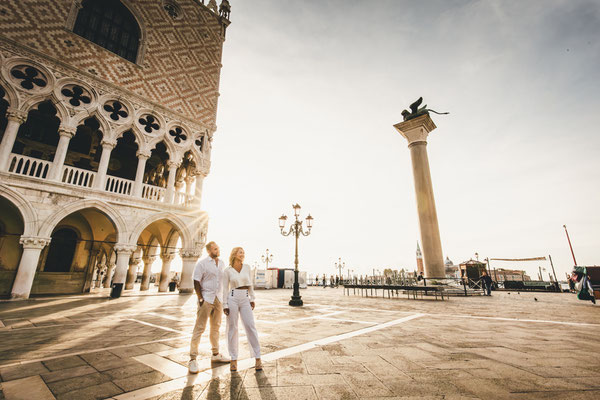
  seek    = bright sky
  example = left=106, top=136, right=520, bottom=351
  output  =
left=199, top=0, right=600, bottom=280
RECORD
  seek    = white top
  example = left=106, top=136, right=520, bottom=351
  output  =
left=222, top=264, right=255, bottom=307
left=192, top=256, right=225, bottom=304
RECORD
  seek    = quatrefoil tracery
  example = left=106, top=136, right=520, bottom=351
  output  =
left=10, top=66, right=47, bottom=90
left=61, top=85, right=92, bottom=107
left=169, top=127, right=187, bottom=144
left=139, top=115, right=160, bottom=133
left=195, top=136, right=204, bottom=151
left=103, top=101, right=128, bottom=121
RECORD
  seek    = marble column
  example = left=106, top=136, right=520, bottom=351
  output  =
left=0, top=108, right=27, bottom=172
left=192, top=173, right=206, bottom=208
left=50, top=127, right=76, bottom=181
left=394, top=114, right=445, bottom=278
left=103, top=262, right=116, bottom=288
left=165, top=161, right=179, bottom=204
left=140, top=254, right=156, bottom=291
left=10, top=236, right=51, bottom=299
left=179, top=249, right=201, bottom=293
left=158, top=253, right=175, bottom=292
left=125, top=255, right=140, bottom=290
left=94, top=140, right=116, bottom=190
left=110, top=244, right=137, bottom=298
left=133, top=151, right=150, bottom=197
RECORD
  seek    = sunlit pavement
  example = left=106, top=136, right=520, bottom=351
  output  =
left=0, top=287, right=598, bottom=399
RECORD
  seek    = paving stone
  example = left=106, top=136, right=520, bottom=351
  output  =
left=42, top=356, right=87, bottom=371
left=112, top=370, right=170, bottom=392
left=55, top=382, right=123, bottom=400
left=109, top=346, right=149, bottom=359
left=41, top=365, right=97, bottom=383
left=46, top=372, right=111, bottom=395
left=102, top=360, right=154, bottom=380
left=0, top=362, right=49, bottom=381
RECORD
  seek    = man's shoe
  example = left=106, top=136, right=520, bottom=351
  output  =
left=211, top=353, right=231, bottom=363
left=188, top=359, right=199, bottom=374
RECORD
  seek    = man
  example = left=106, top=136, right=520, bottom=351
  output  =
left=189, top=241, right=230, bottom=374
left=481, top=271, right=493, bottom=296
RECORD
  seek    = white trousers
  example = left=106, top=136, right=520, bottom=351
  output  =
left=226, top=289, right=261, bottom=360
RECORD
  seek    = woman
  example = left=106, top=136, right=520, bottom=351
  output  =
left=223, top=247, right=262, bottom=371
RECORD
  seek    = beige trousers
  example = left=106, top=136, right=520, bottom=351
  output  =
left=190, top=297, right=222, bottom=359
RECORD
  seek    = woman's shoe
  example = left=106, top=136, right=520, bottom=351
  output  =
left=230, top=360, right=237, bottom=372
left=254, top=359, right=262, bottom=371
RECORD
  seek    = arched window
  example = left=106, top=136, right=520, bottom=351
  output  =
left=44, top=228, right=78, bottom=273
left=73, top=0, right=140, bottom=63
left=12, top=101, right=60, bottom=160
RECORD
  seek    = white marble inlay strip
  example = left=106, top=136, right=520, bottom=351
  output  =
left=112, top=313, right=424, bottom=400
left=316, top=316, right=376, bottom=325
left=255, top=310, right=344, bottom=325
left=0, top=375, right=55, bottom=400
left=134, top=354, right=189, bottom=379
left=440, top=313, right=600, bottom=327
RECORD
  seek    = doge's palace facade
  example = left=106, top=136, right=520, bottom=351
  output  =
left=0, top=0, right=231, bottom=299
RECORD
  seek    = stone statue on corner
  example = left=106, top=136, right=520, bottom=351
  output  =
left=401, top=97, right=449, bottom=122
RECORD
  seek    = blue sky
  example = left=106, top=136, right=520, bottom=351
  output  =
left=200, top=0, right=600, bottom=279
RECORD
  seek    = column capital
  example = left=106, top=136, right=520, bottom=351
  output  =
left=180, top=249, right=202, bottom=259
left=101, top=139, right=117, bottom=149
left=58, top=126, right=77, bottom=138
left=6, top=108, right=27, bottom=124
left=142, top=255, right=157, bottom=264
left=136, top=150, right=151, bottom=159
left=393, top=114, right=437, bottom=146
left=167, top=160, right=180, bottom=170
left=114, top=244, right=137, bottom=255
left=19, top=236, right=51, bottom=249
left=161, top=253, right=176, bottom=262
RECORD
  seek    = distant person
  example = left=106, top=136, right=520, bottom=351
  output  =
left=189, top=241, right=230, bottom=374
left=330, top=275, right=335, bottom=288
left=169, top=273, right=180, bottom=291
left=335, top=276, right=340, bottom=287
left=417, top=271, right=424, bottom=285
left=481, top=271, right=493, bottom=296
left=323, top=274, right=327, bottom=288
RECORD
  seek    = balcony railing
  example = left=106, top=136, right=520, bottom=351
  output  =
left=8, top=154, right=51, bottom=179
left=105, top=175, right=133, bottom=196
left=62, top=165, right=95, bottom=188
left=6, top=153, right=191, bottom=207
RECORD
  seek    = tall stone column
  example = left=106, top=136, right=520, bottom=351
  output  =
left=394, top=114, right=445, bottom=278
left=83, top=248, right=101, bottom=293
left=140, top=254, right=156, bottom=291
left=133, top=151, right=150, bottom=197
left=165, top=161, right=179, bottom=204
left=11, top=236, right=51, bottom=299
left=158, top=253, right=175, bottom=292
left=192, top=173, right=206, bottom=208
left=179, top=249, right=201, bottom=293
left=103, top=262, right=116, bottom=288
left=94, top=140, right=116, bottom=190
left=0, top=109, right=27, bottom=172
left=110, top=244, right=137, bottom=298
left=125, top=254, right=140, bottom=290
left=50, top=127, right=76, bottom=181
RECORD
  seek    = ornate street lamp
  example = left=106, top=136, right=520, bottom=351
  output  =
left=279, top=204, right=313, bottom=306
left=261, top=249, right=273, bottom=269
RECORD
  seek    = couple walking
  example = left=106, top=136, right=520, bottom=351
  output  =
left=188, top=241, right=262, bottom=373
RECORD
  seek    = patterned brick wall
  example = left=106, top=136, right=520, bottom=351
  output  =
left=0, top=0, right=227, bottom=128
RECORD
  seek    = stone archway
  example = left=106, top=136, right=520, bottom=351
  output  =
left=0, top=195, right=25, bottom=297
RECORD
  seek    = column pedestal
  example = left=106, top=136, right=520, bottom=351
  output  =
left=394, top=114, right=445, bottom=278
left=10, top=237, right=51, bottom=300
left=179, top=249, right=201, bottom=293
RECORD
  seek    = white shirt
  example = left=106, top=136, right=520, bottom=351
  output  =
left=192, top=256, right=225, bottom=304
left=222, top=264, right=255, bottom=307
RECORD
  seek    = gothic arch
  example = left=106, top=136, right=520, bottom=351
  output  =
left=38, top=199, right=127, bottom=242
left=128, top=212, right=192, bottom=250
left=21, top=96, right=72, bottom=127
left=0, top=184, right=37, bottom=237
left=0, top=80, right=19, bottom=109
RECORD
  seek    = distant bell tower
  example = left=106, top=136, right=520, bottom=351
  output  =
left=416, top=241, right=424, bottom=274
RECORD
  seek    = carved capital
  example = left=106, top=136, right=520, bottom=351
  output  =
left=142, top=255, right=157, bottom=264
left=180, top=248, right=202, bottom=259
left=101, top=139, right=117, bottom=149
left=113, top=244, right=137, bottom=255
left=20, top=236, right=51, bottom=250
left=6, top=108, right=27, bottom=124
left=167, top=160, right=180, bottom=170
left=59, top=126, right=77, bottom=138
left=161, top=253, right=176, bottom=262
left=136, top=150, right=151, bottom=160
left=393, top=114, right=437, bottom=146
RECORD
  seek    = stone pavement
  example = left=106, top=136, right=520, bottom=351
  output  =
left=0, top=287, right=598, bottom=400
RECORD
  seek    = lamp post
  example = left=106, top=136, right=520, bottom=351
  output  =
left=335, top=258, right=345, bottom=283
left=279, top=204, right=313, bottom=307
left=261, top=249, right=273, bottom=270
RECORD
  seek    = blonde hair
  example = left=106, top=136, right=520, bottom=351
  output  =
left=206, top=241, right=217, bottom=251
left=229, top=247, right=244, bottom=266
